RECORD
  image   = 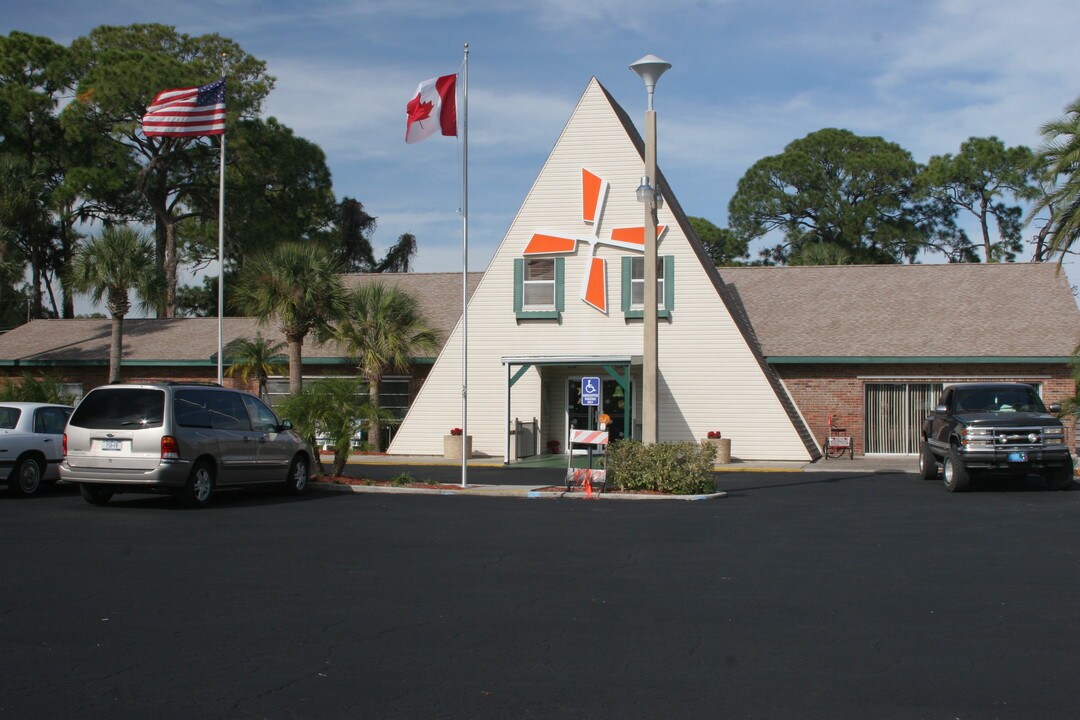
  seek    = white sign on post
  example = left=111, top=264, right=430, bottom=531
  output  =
left=581, top=377, right=600, bottom=406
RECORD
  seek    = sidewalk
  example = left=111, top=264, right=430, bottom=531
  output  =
left=313, top=451, right=918, bottom=500
left=337, top=451, right=919, bottom=474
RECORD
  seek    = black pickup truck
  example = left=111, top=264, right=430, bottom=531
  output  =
left=919, top=382, right=1073, bottom=492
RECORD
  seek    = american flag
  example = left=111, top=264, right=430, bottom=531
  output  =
left=142, top=78, right=226, bottom=137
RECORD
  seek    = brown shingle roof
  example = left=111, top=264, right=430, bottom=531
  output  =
left=0, top=265, right=1073, bottom=365
left=720, top=263, right=1080, bottom=359
left=0, top=272, right=482, bottom=365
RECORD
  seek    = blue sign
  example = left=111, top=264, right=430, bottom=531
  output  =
left=581, top=377, right=601, bottom=406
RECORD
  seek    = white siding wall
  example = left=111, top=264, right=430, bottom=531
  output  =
left=389, top=80, right=811, bottom=461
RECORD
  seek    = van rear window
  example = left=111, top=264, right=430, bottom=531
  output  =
left=69, top=389, right=165, bottom=429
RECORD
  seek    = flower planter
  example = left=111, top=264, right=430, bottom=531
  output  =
left=443, top=434, right=473, bottom=460
left=703, top=437, right=732, bottom=464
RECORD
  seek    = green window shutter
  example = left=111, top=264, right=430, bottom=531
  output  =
left=555, top=257, right=565, bottom=312
left=513, top=258, right=524, bottom=313
left=621, top=256, right=632, bottom=314
left=663, top=254, right=675, bottom=312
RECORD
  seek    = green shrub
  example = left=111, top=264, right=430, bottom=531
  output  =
left=390, top=472, right=412, bottom=487
left=275, top=378, right=396, bottom=477
left=0, top=372, right=76, bottom=405
left=606, top=440, right=717, bottom=495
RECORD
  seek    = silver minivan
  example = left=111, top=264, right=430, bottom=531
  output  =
left=61, top=383, right=312, bottom=507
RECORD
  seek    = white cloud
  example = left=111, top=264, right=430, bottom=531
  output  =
left=872, top=0, right=1080, bottom=152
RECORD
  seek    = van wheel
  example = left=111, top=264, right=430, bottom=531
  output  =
left=943, top=446, right=971, bottom=492
left=182, top=461, right=215, bottom=508
left=80, top=483, right=113, bottom=505
left=9, top=456, right=43, bottom=497
left=285, top=455, right=308, bottom=495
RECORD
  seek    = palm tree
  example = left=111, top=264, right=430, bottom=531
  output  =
left=69, top=226, right=158, bottom=383
left=1029, top=96, right=1080, bottom=261
left=224, top=333, right=286, bottom=399
left=330, top=282, right=438, bottom=451
left=231, top=242, right=347, bottom=394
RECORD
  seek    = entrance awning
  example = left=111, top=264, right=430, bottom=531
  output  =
left=500, top=355, right=640, bottom=463
left=501, top=355, right=641, bottom=367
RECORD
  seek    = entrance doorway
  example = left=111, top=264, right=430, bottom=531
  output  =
left=567, top=377, right=632, bottom=443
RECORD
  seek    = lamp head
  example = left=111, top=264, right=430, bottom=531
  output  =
left=629, top=54, right=672, bottom=108
left=636, top=176, right=653, bottom=204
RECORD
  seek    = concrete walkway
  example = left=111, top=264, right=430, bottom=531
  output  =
left=335, top=451, right=919, bottom=474
left=314, top=451, right=919, bottom=499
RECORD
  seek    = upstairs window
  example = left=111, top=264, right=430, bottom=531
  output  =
left=523, top=258, right=556, bottom=308
left=514, top=257, right=564, bottom=319
left=622, top=255, right=674, bottom=319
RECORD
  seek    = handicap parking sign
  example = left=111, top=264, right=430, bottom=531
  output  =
left=581, top=377, right=600, bottom=406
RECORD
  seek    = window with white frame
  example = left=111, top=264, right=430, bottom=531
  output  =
left=629, top=257, right=664, bottom=310
left=523, top=258, right=556, bottom=308
left=514, top=257, right=564, bottom=319
left=622, top=255, right=674, bottom=319
left=58, top=383, right=84, bottom=403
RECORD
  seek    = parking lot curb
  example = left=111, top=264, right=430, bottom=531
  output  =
left=526, top=489, right=727, bottom=501
left=311, top=481, right=726, bottom=500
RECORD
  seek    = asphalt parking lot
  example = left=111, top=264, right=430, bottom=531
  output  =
left=4, top=469, right=1080, bottom=719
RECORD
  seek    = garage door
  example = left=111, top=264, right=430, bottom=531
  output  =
left=864, top=383, right=943, bottom=454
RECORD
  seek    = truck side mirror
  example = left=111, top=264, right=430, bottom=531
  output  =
left=934, top=404, right=947, bottom=414
left=1048, top=403, right=1062, bottom=413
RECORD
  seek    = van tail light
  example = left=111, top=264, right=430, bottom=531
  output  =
left=62, top=433, right=67, bottom=457
left=161, top=435, right=180, bottom=461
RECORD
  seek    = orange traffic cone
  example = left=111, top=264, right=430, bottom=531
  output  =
left=583, top=471, right=594, bottom=499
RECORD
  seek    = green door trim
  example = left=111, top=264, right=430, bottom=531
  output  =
left=509, top=364, right=532, bottom=388
left=601, top=364, right=632, bottom=440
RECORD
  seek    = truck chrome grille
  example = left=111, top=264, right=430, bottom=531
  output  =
left=989, top=427, right=1043, bottom=447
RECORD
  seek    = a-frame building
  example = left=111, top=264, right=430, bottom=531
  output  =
left=387, top=78, right=819, bottom=462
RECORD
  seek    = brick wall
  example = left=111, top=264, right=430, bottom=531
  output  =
left=776, top=363, right=1078, bottom=455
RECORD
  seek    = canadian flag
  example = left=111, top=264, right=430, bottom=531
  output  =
left=405, top=74, right=457, bottom=144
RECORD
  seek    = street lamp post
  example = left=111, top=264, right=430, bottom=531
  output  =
left=630, top=54, right=670, bottom=445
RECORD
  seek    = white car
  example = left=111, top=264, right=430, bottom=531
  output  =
left=0, top=402, right=73, bottom=497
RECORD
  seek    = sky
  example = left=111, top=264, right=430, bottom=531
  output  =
left=6, top=0, right=1080, bottom=302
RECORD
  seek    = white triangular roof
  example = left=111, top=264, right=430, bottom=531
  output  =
left=388, top=78, right=817, bottom=461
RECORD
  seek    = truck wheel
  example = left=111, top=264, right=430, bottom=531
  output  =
left=9, top=456, right=43, bottom=497
left=918, top=441, right=938, bottom=480
left=943, top=446, right=971, bottom=492
left=1045, top=463, right=1073, bottom=491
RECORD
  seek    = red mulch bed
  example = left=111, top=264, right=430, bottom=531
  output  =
left=534, top=485, right=669, bottom=495
left=314, top=476, right=466, bottom=490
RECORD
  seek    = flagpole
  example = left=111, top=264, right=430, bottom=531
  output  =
left=216, top=132, right=225, bottom=384
left=216, top=62, right=227, bottom=386
left=461, top=42, right=469, bottom=488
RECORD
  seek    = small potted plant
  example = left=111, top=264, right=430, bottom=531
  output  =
left=703, top=430, right=731, bottom=464
left=444, top=427, right=471, bottom=459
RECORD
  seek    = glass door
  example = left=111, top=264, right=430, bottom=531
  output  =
left=567, top=377, right=632, bottom=444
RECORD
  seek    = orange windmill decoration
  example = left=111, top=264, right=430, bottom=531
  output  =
left=522, top=168, right=666, bottom=313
